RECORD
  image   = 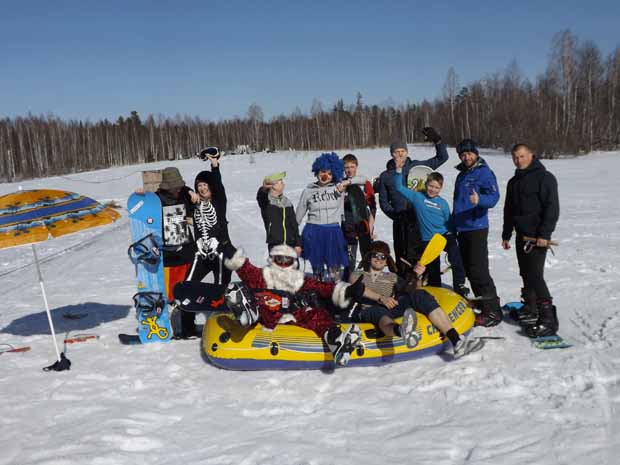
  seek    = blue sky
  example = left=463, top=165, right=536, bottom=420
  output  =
left=1, top=0, right=619, bottom=122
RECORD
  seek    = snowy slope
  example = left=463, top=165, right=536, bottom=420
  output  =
left=1, top=147, right=620, bottom=465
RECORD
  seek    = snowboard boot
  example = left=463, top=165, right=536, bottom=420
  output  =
left=224, top=283, right=259, bottom=327
left=524, top=299, right=558, bottom=338
left=400, top=308, right=421, bottom=349
left=452, top=333, right=485, bottom=359
left=474, top=298, right=502, bottom=327
left=513, top=288, right=539, bottom=326
left=324, top=324, right=361, bottom=366
left=170, top=302, right=200, bottom=339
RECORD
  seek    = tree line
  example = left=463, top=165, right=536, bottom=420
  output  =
left=1, top=29, right=619, bottom=182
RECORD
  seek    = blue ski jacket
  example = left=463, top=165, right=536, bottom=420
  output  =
left=452, top=157, right=500, bottom=233
left=393, top=172, right=451, bottom=241
left=377, top=143, right=449, bottom=220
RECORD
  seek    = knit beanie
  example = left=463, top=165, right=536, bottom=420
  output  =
left=194, top=170, right=217, bottom=191
left=456, top=139, right=479, bottom=156
left=389, top=140, right=408, bottom=154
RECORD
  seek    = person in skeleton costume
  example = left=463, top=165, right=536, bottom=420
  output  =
left=224, top=244, right=365, bottom=366
left=178, top=155, right=235, bottom=337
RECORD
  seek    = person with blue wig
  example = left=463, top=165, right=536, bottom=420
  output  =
left=296, top=152, right=351, bottom=281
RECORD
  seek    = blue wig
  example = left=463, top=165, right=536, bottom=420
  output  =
left=311, top=152, right=344, bottom=183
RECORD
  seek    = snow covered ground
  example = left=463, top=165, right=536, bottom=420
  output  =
left=1, top=146, right=619, bottom=465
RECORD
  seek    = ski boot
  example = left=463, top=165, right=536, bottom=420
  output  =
left=452, top=333, right=485, bottom=359
left=524, top=299, right=558, bottom=338
left=400, top=308, right=421, bottom=349
left=224, top=283, right=259, bottom=327
left=324, top=324, right=361, bottom=366
left=474, top=298, right=502, bottom=327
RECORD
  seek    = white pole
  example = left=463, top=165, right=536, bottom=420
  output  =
left=32, top=244, right=62, bottom=362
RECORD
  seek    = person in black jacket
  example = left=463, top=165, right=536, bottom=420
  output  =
left=502, top=144, right=560, bottom=337
left=341, top=153, right=376, bottom=272
left=256, top=171, right=302, bottom=254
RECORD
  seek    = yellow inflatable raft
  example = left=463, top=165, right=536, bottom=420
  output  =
left=202, top=286, right=474, bottom=370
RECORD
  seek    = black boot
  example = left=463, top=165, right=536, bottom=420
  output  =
left=514, top=288, right=538, bottom=326
left=474, top=297, right=502, bottom=327
left=524, top=299, right=558, bottom=338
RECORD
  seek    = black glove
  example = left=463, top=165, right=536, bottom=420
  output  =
left=422, top=127, right=441, bottom=144
left=345, top=275, right=365, bottom=302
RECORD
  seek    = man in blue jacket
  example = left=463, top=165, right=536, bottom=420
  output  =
left=378, top=127, right=449, bottom=276
left=453, top=139, right=502, bottom=326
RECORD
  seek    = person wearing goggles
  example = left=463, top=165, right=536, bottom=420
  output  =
left=223, top=244, right=366, bottom=366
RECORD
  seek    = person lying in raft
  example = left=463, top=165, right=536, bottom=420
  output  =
left=348, top=240, right=482, bottom=358
left=223, top=244, right=366, bottom=366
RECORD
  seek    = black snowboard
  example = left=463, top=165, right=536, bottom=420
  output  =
left=173, top=282, right=227, bottom=312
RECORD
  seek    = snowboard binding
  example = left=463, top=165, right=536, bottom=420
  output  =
left=132, top=291, right=165, bottom=316
left=128, top=233, right=162, bottom=266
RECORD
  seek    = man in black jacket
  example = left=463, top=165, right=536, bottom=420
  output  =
left=502, top=144, right=560, bottom=337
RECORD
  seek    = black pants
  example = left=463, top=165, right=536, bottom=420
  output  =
left=516, top=235, right=551, bottom=301
left=457, top=229, right=499, bottom=300
left=186, top=253, right=232, bottom=286
left=393, top=211, right=424, bottom=277
left=424, top=233, right=466, bottom=289
left=181, top=254, right=232, bottom=332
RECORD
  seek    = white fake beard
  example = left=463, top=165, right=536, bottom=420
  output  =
left=262, top=263, right=305, bottom=294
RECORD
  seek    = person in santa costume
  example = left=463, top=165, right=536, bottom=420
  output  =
left=223, top=243, right=365, bottom=366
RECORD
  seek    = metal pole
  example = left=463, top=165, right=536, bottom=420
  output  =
left=32, top=244, right=62, bottom=362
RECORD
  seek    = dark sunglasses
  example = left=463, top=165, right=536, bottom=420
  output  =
left=371, top=252, right=387, bottom=260
left=272, top=255, right=295, bottom=267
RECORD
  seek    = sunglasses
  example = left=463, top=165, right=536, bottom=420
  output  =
left=272, top=255, right=295, bottom=267
left=371, top=253, right=387, bottom=260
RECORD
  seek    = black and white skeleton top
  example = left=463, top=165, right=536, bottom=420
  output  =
left=193, top=200, right=218, bottom=241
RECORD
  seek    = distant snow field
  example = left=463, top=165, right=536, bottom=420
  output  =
left=1, top=147, right=620, bottom=465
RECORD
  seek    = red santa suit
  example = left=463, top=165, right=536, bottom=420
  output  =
left=224, top=246, right=352, bottom=337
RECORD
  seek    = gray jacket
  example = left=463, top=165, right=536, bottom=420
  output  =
left=296, top=182, right=344, bottom=225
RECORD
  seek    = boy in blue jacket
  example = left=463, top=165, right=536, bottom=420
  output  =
left=453, top=139, right=502, bottom=327
left=393, top=170, right=468, bottom=296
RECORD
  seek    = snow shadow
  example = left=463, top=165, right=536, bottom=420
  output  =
left=1, top=302, right=131, bottom=336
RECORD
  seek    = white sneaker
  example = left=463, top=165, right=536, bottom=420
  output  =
left=324, top=324, right=361, bottom=366
left=400, top=308, right=420, bottom=349
left=452, top=334, right=485, bottom=359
